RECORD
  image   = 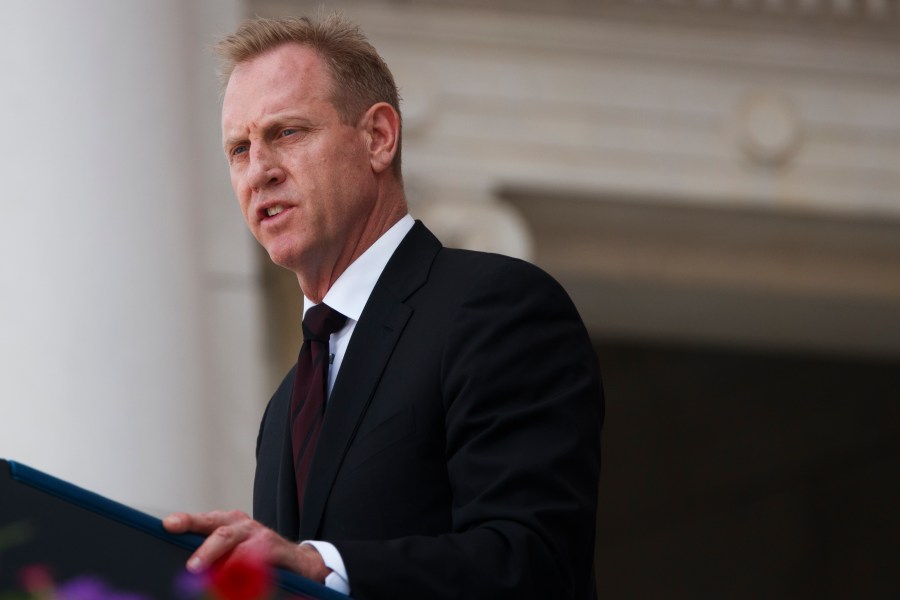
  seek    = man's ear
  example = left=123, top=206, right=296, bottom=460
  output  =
left=363, top=102, right=400, bottom=174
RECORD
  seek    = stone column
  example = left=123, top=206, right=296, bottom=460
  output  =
left=0, top=0, right=263, bottom=515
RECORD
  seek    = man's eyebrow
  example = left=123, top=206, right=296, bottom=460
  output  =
left=223, top=115, right=315, bottom=149
left=223, top=134, right=246, bottom=150
left=221, top=122, right=278, bottom=151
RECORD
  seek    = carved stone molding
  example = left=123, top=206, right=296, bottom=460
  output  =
left=599, top=0, right=898, bottom=19
left=408, top=184, right=535, bottom=260
left=731, top=90, right=803, bottom=168
left=397, top=0, right=900, bottom=22
left=505, top=186, right=900, bottom=356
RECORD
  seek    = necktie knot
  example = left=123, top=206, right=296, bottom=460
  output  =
left=302, top=303, right=347, bottom=342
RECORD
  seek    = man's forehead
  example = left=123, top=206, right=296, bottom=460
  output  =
left=221, top=44, right=333, bottom=130
left=226, top=43, right=328, bottom=99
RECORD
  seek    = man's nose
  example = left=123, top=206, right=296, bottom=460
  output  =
left=247, top=145, right=285, bottom=189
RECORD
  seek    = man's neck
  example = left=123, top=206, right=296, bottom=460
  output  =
left=297, top=203, right=408, bottom=303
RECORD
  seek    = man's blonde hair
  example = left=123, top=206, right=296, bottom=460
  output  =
left=215, top=13, right=402, bottom=173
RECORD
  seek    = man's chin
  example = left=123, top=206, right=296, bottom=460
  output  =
left=270, top=254, right=297, bottom=272
left=265, top=246, right=305, bottom=276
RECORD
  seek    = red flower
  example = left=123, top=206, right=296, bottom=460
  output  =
left=18, top=564, right=54, bottom=594
left=209, top=553, right=273, bottom=600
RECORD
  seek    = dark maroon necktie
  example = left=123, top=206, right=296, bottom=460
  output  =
left=291, top=303, right=347, bottom=520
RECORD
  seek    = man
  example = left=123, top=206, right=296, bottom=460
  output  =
left=164, top=14, right=603, bottom=600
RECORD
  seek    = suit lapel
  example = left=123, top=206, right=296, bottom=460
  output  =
left=253, top=366, right=301, bottom=539
left=272, top=382, right=300, bottom=539
left=298, top=222, right=441, bottom=538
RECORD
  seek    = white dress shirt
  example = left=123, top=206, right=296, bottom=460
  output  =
left=298, top=214, right=415, bottom=595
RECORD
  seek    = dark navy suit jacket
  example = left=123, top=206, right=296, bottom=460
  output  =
left=253, top=221, right=603, bottom=600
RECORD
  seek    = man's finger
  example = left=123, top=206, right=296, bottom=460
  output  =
left=187, top=526, right=232, bottom=573
left=164, top=510, right=245, bottom=535
left=187, top=522, right=248, bottom=573
left=162, top=511, right=217, bottom=534
left=162, top=510, right=257, bottom=573
left=162, top=512, right=192, bottom=533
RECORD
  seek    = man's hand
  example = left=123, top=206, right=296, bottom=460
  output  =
left=163, top=510, right=332, bottom=583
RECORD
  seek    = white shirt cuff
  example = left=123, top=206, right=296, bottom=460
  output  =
left=301, top=540, right=351, bottom=595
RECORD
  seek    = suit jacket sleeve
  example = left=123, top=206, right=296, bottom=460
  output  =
left=332, top=256, right=603, bottom=600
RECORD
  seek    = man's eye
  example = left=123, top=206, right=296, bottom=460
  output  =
left=231, top=144, right=248, bottom=157
left=281, top=128, right=297, bottom=137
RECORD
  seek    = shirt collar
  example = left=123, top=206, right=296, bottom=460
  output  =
left=304, top=214, right=415, bottom=322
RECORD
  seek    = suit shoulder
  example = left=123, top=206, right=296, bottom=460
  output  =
left=434, top=247, right=554, bottom=282
left=433, top=247, right=572, bottom=303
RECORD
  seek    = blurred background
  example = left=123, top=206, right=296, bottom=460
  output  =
left=1, top=0, right=898, bottom=597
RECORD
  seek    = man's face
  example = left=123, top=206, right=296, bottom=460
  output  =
left=221, top=44, right=377, bottom=276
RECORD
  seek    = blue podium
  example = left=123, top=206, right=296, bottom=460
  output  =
left=0, top=459, right=349, bottom=599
